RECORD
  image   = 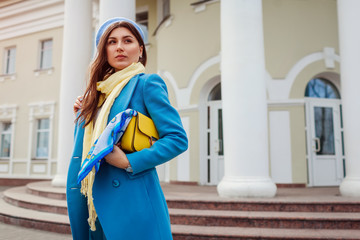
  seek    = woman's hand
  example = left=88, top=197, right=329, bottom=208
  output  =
left=104, top=144, right=130, bottom=169
left=73, top=96, right=83, bottom=115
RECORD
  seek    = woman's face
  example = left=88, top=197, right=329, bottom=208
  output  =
left=106, top=27, right=143, bottom=71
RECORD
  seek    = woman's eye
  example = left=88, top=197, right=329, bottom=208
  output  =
left=108, top=40, right=116, bottom=44
left=124, top=39, right=132, bottom=43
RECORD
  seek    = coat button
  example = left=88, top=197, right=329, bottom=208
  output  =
left=112, top=179, right=120, bottom=188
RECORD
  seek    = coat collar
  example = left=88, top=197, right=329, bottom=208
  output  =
left=108, top=73, right=143, bottom=122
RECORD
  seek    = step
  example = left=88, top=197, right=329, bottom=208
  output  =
left=171, top=225, right=360, bottom=240
left=11, top=184, right=360, bottom=230
left=0, top=194, right=70, bottom=234
left=169, top=208, right=360, bottom=230
left=166, top=198, right=360, bottom=212
left=3, top=186, right=67, bottom=215
left=26, top=181, right=66, bottom=200
left=163, top=184, right=360, bottom=213
left=1, top=185, right=360, bottom=239
left=24, top=181, right=360, bottom=213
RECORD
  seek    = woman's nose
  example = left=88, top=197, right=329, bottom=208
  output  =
left=116, top=42, right=123, bottom=51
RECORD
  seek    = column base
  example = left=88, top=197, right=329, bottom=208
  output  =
left=217, top=176, right=277, bottom=198
left=51, top=174, right=67, bottom=187
left=340, top=176, right=360, bottom=197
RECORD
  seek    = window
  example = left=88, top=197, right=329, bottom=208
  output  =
left=208, top=83, right=222, bottom=101
left=305, top=78, right=340, bottom=99
left=4, top=47, right=16, bottom=75
left=0, top=122, right=12, bottom=158
left=39, top=39, right=52, bottom=70
left=35, top=118, right=50, bottom=158
left=153, top=0, right=171, bottom=36
left=136, top=11, right=149, bottom=44
left=162, top=0, right=170, bottom=18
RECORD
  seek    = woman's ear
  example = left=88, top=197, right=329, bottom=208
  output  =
left=139, top=45, right=144, bottom=58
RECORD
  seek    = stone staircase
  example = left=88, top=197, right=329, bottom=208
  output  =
left=1, top=181, right=360, bottom=239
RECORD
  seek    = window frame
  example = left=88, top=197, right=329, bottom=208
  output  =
left=34, top=118, right=50, bottom=159
left=0, top=122, right=12, bottom=159
left=28, top=102, right=55, bottom=162
left=3, top=46, right=16, bottom=75
left=136, top=8, right=149, bottom=44
left=0, top=105, right=17, bottom=165
left=39, top=39, right=53, bottom=70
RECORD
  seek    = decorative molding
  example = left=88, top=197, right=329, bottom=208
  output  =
left=190, top=0, right=219, bottom=13
left=177, top=105, right=199, bottom=113
left=0, top=74, right=16, bottom=82
left=0, top=164, right=9, bottom=173
left=0, top=104, right=17, bottom=122
left=34, top=68, right=54, bottom=77
left=0, top=0, right=64, bottom=41
left=27, top=101, right=56, bottom=177
left=28, top=101, right=55, bottom=121
left=267, top=99, right=305, bottom=107
left=158, top=54, right=220, bottom=109
left=189, top=54, right=220, bottom=93
left=32, top=164, right=46, bottom=173
left=269, top=111, right=292, bottom=183
left=323, top=47, right=336, bottom=69
left=267, top=50, right=340, bottom=100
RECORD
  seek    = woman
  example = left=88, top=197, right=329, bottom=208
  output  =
left=66, top=17, right=188, bottom=240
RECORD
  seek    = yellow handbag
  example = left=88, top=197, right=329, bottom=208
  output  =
left=121, top=112, right=159, bottom=152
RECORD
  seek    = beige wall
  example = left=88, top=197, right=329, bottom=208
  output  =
left=0, top=27, right=63, bottom=175
left=263, top=0, right=339, bottom=78
left=157, top=0, right=220, bottom=89
left=137, top=0, right=158, bottom=75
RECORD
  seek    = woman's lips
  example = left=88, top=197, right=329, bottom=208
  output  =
left=115, top=55, right=126, bottom=59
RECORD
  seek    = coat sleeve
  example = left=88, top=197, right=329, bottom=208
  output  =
left=126, top=74, right=188, bottom=175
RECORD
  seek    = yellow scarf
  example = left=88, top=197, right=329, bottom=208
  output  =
left=81, top=62, right=145, bottom=231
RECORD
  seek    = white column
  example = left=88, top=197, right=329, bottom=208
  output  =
left=217, top=0, right=277, bottom=198
left=338, top=0, right=360, bottom=197
left=52, top=0, right=92, bottom=187
left=99, top=0, right=136, bottom=24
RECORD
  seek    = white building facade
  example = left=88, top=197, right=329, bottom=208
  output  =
left=1, top=0, right=359, bottom=197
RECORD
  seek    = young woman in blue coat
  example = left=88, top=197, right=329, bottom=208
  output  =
left=66, top=17, right=188, bottom=240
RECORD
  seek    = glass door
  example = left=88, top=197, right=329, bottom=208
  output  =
left=305, top=98, right=344, bottom=186
left=206, top=100, right=224, bottom=185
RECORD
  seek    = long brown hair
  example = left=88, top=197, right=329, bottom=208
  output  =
left=77, top=21, right=147, bottom=126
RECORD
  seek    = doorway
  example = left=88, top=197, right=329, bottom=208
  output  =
left=305, top=78, right=345, bottom=186
left=205, top=83, right=224, bottom=185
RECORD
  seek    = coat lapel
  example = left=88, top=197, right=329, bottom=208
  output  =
left=108, top=73, right=142, bottom=122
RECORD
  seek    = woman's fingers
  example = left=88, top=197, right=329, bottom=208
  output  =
left=105, top=145, right=129, bottom=169
left=73, top=96, right=83, bottom=115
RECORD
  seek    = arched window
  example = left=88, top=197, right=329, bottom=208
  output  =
left=305, top=78, right=340, bottom=99
left=208, top=83, right=221, bottom=101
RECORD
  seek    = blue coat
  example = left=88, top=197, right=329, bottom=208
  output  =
left=66, top=73, right=188, bottom=240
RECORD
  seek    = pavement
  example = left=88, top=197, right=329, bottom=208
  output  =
left=0, top=186, right=71, bottom=240
left=0, top=221, right=72, bottom=240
